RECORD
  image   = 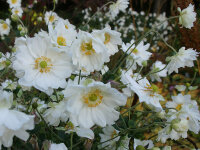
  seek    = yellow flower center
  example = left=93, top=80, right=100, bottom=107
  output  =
left=65, top=25, right=68, bottom=29
left=81, top=40, right=95, bottom=55
left=34, top=56, right=53, bottom=73
left=104, top=33, right=111, bottom=44
left=11, top=0, right=17, bottom=4
left=49, top=15, right=55, bottom=22
left=83, top=89, right=103, bottom=107
left=176, top=104, right=182, bottom=111
left=144, top=83, right=159, bottom=97
left=132, top=48, right=138, bottom=54
left=14, top=10, right=19, bottom=14
left=2, top=23, right=8, bottom=30
left=65, top=122, right=74, bottom=130
left=111, top=130, right=117, bottom=138
left=57, top=36, right=67, bottom=46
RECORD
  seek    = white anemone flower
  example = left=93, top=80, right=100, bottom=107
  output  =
left=150, top=61, right=167, bottom=82
left=166, top=47, right=199, bottom=74
left=44, top=11, right=59, bottom=25
left=48, top=19, right=77, bottom=52
left=7, top=0, right=21, bottom=8
left=0, top=19, right=11, bottom=36
left=11, top=6, right=23, bottom=17
left=70, top=31, right=110, bottom=72
left=1, top=79, right=17, bottom=91
left=92, top=26, right=122, bottom=55
left=99, top=126, right=120, bottom=150
left=121, top=71, right=164, bottom=110
left=49, top=143, right=68, bottom=150
left=12, top=35, right=74, bottom=95
left=178, top=4, right=196, bottom=29
left=134, top=139, right=154, bottom=150
left=0, top=89, right=34, bottom=149
left=122, top=40, right=151, bottom=70
left=109, top=0, right=129, bottom=19
left=166, top=94, right=200, bottom=134
left=62, top=78, right=127, bottom=129
left=43, top=101, right=69, bottom=126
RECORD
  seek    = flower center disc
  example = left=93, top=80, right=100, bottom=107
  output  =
left=83, top=89, right=103, bottom=107
left=104, top=33, right=111, bottom=44
left=57, top=36, right=67, bottom=46
left=11, top=0, right=17, bottom=4
left=81, top=40, right=95, bottom=55
left=49, top=16, right=55, bottom=22
left=2, top=23, right=8, bottom=30
left=35, top=56, right=52, bottom=73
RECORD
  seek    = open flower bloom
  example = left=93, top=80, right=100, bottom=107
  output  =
left=166, top=47, right=199, bottom=74
left=0, top=89, right=34, bottom=149
left=178, top=4, right=196, bottom=29
left=70, top=31, right=110, bottom=72
left=0, top=19, right=11, bottom=36
left=12, top=35, right=74, bottom=95
left=166, top=94, right=200, bottom=134
left=49, top=143, right=68, bottom=150
left=48, top=19, right=77, bottom=52
left=92, top=26, right=122, bottom=55
left=43, top=101, right=69, bottom=126
left=7, top=0, right=21, bottom=8
left=109, top=0, right=129, bottom=19
left=122, top=40, right=151, bottom=70
left=158, top=117, right=189, bottom=143
left=62, top=78, right=127, bottom=129
left=121, top=70, right=164, bottom=110
left=11, top=6, right=23, bottom=17
left=150, top=61, right=167, bottom=82
left=44, top=11, right=59, bottom=25
left=99, top=126, right=120, bottom=150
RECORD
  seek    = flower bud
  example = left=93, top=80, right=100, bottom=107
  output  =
left=11, top=14, right=19, bottom=22
left=136, top=145, right=146, bottom=150
left=171, top=118, right=189, bottom=132
left=142, top=61, right=147, bottom=67
left=5, top=60, right=11, bottom=66
left=17, top=24, right=23, bottom=31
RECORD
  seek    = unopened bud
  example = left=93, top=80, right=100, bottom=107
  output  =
left=142, top=61, right=147, bottom=67
left=136, top=145, right=146, bottom=150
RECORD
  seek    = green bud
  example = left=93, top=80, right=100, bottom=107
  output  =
left=186, top=83, right=190, bottom=87
left=11, top=14, right=19, bottom=22
left=17, top=24, right=23, bottom=31
left=12, top=48, right=16, bottom=52
left=136, top=145, right=146, bottom=150
left=165, top=57, right=171, bottom=62
left=151, top=147, right=160, bottom=150
left=32, top=102, right=38, bottom=109
left=5, top=60, right=11, bottom=66
left=142, top=61, right=147, bottom=67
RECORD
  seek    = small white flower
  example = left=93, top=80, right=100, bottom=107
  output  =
left=0, top=89, right=34, bottom=149
left=178, top=4, right=196, bottom=29
left=92, top=26, right=122, bottom=55
left=175, top=85, right=186, bottom=92
left=121, top=71, right=164, bottom=110
left=134, top=139, right=154, bottom=150
left=0, top=19, right=11, bottom=36
left=109, top=0, right=129, bottom=19
left=166, top=47, right=199, bottom=74
left=48, top=19, right=77, bottom=52
left=43, top=101, right=69, bottom=126
left=12, top=35, right=74, bottom=95
left=122, top=40, right=151, bottom=70
left=70, top=31, right=110, bottom=72
left=1, top=79, right=17, bottom=91
left=7, top=0, right=21, bottom=8
left=44, top=11, right=59, bottom=25
left=49, top=143, right=68, bottom=150
left=62, top=78, right=127, bottom=129
left=0, top=52, right=11, bottom=70
left=150, top=61, right=167, bottom=82
left=99, top=126, right=120, bottom=150
left=11, top=6, right=23, bottom=17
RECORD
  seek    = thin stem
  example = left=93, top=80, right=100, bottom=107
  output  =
left=70, top=132, right=73, bottom=150
left=78, top=70, right=81, bottom=84
left=190, top=72, right=197, bottom=85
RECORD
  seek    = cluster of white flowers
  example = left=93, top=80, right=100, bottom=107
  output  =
left=0, top=1, right=199, bottom=149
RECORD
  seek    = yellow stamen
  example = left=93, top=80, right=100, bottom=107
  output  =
left=57, top=36, right=67, bottom=46
left=81, top=40, right=95, bottom=55
left=2, top=23, right=8, bottom=30
left=49, top=15, right=55, bottom=22
left=83, top=89, right=103, bottom=107
left=11, top=0, right=17, bottom=4
left=65, top=25, right=68, bottom=29
left=34, top=56, right=52, bottom=73
left=132, top=48, right=138, bottom=54
left=104, top=33, right=111, bottom=44
left=176, top=104, right=182, bottom=111
left=14, top=10, right=19, bottom=14
left=111, top=130, right=117, bottom=138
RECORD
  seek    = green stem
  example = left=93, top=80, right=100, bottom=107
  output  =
left=70, top=132, right=73, bottom=150
left=78, top=70, right=81, bottom=84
